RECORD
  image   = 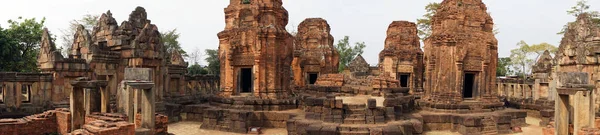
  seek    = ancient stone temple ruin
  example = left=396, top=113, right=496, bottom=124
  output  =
left=292, top=18, right=340, bottom=88
left=0, top=6, right=219, bottom=135
left=6, top=0, right=600, bottom=135
left=218, top=0, right=294, bottom=99
left=420, top=0, right=526, bottom=134
left=378, top=21, right=424, bottom=96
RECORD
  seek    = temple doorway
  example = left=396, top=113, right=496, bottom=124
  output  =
left=463, top=73, right=476, bottom=98
left=308, top=73, right=318, bottom=85
left=398, top=73, right=410, bottom=88
left=239, top=68, right=253, bottom=93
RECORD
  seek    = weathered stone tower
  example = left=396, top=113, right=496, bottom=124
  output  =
left=378, top=21, right=424, bottom=96
left=422, top=0, right=501, bottom=108
left=218, top=0, right=294, bottom=99
left=292, top=18, right=339, bottom=88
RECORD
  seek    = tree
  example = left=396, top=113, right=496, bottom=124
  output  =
left=205, top=49, right=220, bottom=75
left=417, top=2, right=499, bottom=40
left=4, top=17, right=48, bottom=72
left=59, top=14, right=99, bottom=56
left=558, top=0, right=600, bottom=34
left=509, top=40, right=558, bottom=79
left=187, top=47, right=203, bottom=65
left=161, top=29, right=187, bottom=60
left=188, top=63, right=208, bottom=75
left=335, top=36, right=366, bottom=72
left=0, top=26, right=20, bottom=72
left=416, top=2, right=440, bottom=40
left=496, top=57, right=512, bottom=77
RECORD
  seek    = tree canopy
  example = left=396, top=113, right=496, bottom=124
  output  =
left=161, top=29, right=187, bottom=61
left=205, top=49, right=220, bottom=75
left=509, top=40, right=558, bottom=78
left=0, top=17, right=48, bottom=72
left=558, top=0, right=600, bottom=35
left=496, top=57, right=513, bottom=77
left=416, top=2, right=440, bottom=40
left=60, top=14, right=99, bottom=56
left=335, top=36, right=366, bottom=72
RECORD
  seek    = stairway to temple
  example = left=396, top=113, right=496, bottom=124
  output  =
left=343, top=104, right=367, bottom=124
left=481, top=116, right=498, bottom=135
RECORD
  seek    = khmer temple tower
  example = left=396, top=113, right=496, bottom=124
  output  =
left=292, top=18, right=339, bottom=88
left=218, top=0, right=294, bottom=99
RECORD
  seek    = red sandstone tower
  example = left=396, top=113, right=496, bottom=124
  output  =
left=422, top=0, right=502, bottom=110
left=218, top=0, right=294, bottom=99
left=292, top=18, right=340, bottom=88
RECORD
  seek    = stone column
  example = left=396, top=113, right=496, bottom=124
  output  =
left=127, top=81, right=155, bottom=132
left=100, top=86, right=109, bottom=113
left=70, top=86, right=85, bottom=131
left=70, top=77, right=107, bottom=131
left=555, top=94, right=569, bottom=135
left=554, top=72, right=595, bottom=135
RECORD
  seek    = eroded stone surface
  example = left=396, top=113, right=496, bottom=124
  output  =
left=292, top=18, right=339, bottom=88
left=218, top=0, right=294, bottom=99
left=378, top=21, right=424, bottom=95
left=423, top=0, right=499, bottom=105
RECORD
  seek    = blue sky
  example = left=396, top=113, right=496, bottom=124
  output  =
left=0, top=0, right=597, bottom=66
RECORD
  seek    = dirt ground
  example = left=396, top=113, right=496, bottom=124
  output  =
left=168, top=117, right=543, bottom=135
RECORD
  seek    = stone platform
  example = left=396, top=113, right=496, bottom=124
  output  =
left=419, top=109, right=527, bottom=134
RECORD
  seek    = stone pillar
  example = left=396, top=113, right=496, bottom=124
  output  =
left=556, top=94, right=569, bottom=135
left=555, top=72, right=595, bottom=135
left=100, top=86, right=109, bottom=113
left=84, top=88, right=101, bottom=115
left=70, top=86, right=85, bottom=131
left=127, top=81, right=155, bottom=133
left=70, top=77, right=107, bottom=131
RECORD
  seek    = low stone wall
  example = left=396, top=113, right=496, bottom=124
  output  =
left=0, top=110, right=58, bottom=135
left=421, top=109, right=527, bottom=134
left=183, top=103, right=296, bottom=134
left=202, top=96, right=298, bottom=111
left=70, top=120, right=135, bottom=135
left=504, top=97, right=554, bottom=126
left=134, top=113, right=169, bottom=135
left=286, top=118, right=418, bottom=135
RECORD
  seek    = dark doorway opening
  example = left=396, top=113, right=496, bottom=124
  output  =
left=463, top=73, right=476, bottom=98
left=398, top=74, right=410, bottom=88
left=239, top=68, right=253, bottom=93
left=308, top=73, right=318, bottom=85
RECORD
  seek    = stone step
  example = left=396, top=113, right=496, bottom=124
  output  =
left=343, top=119, right=366, bottom=124
left=344, top=114, right=366, bottom=118
left=339, top=131, right=370, bottom=135
left=344, top=104, right=366, bottom=109
left=346, top=109, right=366, bottom=114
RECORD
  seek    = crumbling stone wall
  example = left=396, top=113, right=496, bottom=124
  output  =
left=218, top=0, right=294, bottom=99
left=292, top=18, right=339, bottom=88
left=347, top=55, right=370, bottom=76
left=554, top=13, right=600, bottom=111
left=0, top=72, right=53, bottom=116
left=378, top=21, right=424, bottom=95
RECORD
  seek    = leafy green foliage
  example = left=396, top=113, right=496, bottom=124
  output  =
left=558, top=0, right=600, bottom=35
left=161, top=29, right=187, bottom=60
left=1, top=17, right=47, bottom=72
left=59, top=14, right=99, bottom=56
left=335, top=36, right=366, bottom=72
left=416, top=2, right=440, bottom=40
left=509, top=40, right=558, bottom=78
left=496, top=57, right=513, bottom=76
left=205, top=49, right=220, bottom=75
left=188, top=63, right=208, bottom=75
